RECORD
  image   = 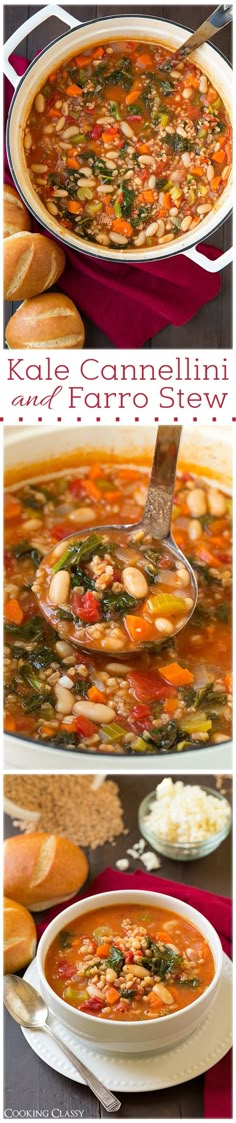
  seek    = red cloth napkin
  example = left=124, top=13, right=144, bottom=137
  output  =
left=5, top=55, right=222, bottom=346
left=35, top=868, right=232, bottom=1118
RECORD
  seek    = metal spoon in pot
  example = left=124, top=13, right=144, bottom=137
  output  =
left=155, top=4, right=233, bottom=79
left=4, top=975, right=121, bottom=1113
left=33, top=426, right=197, bottom=655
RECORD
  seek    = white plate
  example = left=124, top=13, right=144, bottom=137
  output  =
left=21, top=955, right=232, bottom=1093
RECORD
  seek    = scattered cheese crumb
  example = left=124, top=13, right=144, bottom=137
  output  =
left=145, top=777, right=231, bottom=843
left=116, top=858, right=130, bottom=871
left=141, top=851, right=161, bottom=871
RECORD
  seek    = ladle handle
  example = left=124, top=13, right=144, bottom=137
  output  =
left=143, top=425, right=181, bottom=538
left=161, top=4, right=233, bottom=68
left=44, top=1023, right=121, bottom=1113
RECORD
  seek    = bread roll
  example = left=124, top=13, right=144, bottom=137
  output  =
left=4, top=184, right=31, bottom=238
left=5, top=292, right=85, bottom=349
left=4, top=231, right=66, bottom=300
left=4, top=896, right=37, bottom=973
left=4, top=833, right=89, bottom=910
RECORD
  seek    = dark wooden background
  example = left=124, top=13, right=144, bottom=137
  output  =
left=4, top=772, right=232, bottom=1119
left=4, top=4, right=232, bottom=348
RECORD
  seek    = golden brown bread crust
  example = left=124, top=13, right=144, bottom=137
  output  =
left=4, top=833, right=89, bottom=909
left=4, top=896, right=37, bottom=973
left=4, top=231, right=66, bottom=300
left=4, top=185, right=31, bottom=238
left=5, top=291, right=85, bottom=348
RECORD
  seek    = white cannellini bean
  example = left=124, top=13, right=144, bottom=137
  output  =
left=68, top=506, right=95, bottom=524
left=127, top=965, right=151, bottom=978
left=63, top=125, right=81, bottom=138
left=186, top=488, right=207, bottom=517
left=96, top=233, right=110, bottom=245
left=106, top=968, right=117, bottom=983
left=138, top=155, right=155, bottom=167
left=181, top=215, right=192, bottom=232
left=24, top=132, right=32, bottom=150
left=207, top=488, right=227, bottom=516
left=73, top=701, right=116, bottom=723
left=35, top=93, right=45, bottom=113
left=207, top=164, right=214, bottom=182
left=134, top=231, right=146, bottom=247
left=145, top=222, right=158, bottom=237
left=182, top=87, right=193, bottom=99
left=122, top=566, right=148, bottom=598
left=148, top=174, right=156, bottom=189
left=44, top=125, right=53, bottom=134
left=55, top=116, right=65, bottom=132
left=106, top=662, right=132, bottom=674
left=97, top=184, right=114, bottom=194
left=158, top=234, right=173, bottom=244
left=197, top=204, right=212, bottom=215
left=55, top=685, right=74, bottom=715
left=222, top=165, right=229, bottom=180
left=49, top=570, right=71, bottom=606
left=176, top=567, right=190, bottom=587
left=188, top=519, right=202, bottom=541
left=109, top=233, right=128, bottom=246
left=181, top=152, right=190, bottom=168
left=199, top=73, right=208, bottom=93
left=53, top=189, right=68, bottom=197
left=31, top=164, right=48, bottom=173
left=153, top=983, right=174, bottom=1004
left=46, top=202, right=59, bottom=216
left=157, top=219, right=165, bottom=238
left=120, top=120, right=135, bottom=138
left=55, top=640, right=75, bottom=658
left=155, top=618, right=174, bottom=635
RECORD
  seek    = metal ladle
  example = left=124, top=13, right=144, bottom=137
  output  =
left=4, top=974, right=121, bottom=1113
left=34, top=426, right=197, bottom=653
left=156, top=4, right=233, bottom=78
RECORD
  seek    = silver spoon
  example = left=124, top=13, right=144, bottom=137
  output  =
left=156, top=4, right=233, bottom=77
left=4, top=974, right=121, bottom=1113
left=34, top=426, right=197, bottom=654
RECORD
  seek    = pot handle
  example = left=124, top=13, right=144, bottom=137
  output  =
left=3, top=4, right=80, bottom=89
left=184, top=243, right=233, bottom=272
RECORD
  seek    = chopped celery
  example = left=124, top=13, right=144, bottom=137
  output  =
left=110, top=100, right=121, bottom=120
left=77, top=186, right=93, bottom=200
left=100, top=722, right=126, bottom=743
left=170, top=186, right=182, bottom=201
left=114, top=200, right=122, bottom=218
left=93, top=926, right=113, bottom=943
left=160, top=112, right=169, bottom=127
left=131, top=736, right=150, bottom=752
left=86, top=201, right=102, bottom=215
left=63, top=987, right=88, bottom=1002
left=180, top=712, right=212, bottom=734
left=147, top=593, right=185, bottom=616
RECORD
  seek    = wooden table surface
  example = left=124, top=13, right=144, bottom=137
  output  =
left=4, top=772, right=232, bottom=1118
left=4, top=4, right=232, bottom=348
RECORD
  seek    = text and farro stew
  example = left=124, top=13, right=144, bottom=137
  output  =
left=45, top=904, right=215, bottom=1020
left=4, top=461, right=232, bottom=754
left=24, top=39, right=232, bottom=251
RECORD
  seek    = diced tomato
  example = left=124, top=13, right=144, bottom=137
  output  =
left=74, top=715, right=98, bottom=738
left=71, top=589, right=100, bottom=623
left=128, top=703, right=152, bottom=732
left=80, top=997, right=104, bottom=1013
left=69, top=478, right=84, bottom=498
left=53, top=523, right=72, bottom=541
left=90, top=124, right=103, bottom=139
left=58, top=961, right=75, bottom=979
left=128, top=670, right=173, bottom=703
left=125, top=950, right=134, bottom=963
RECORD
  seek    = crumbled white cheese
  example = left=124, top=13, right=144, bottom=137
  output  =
left=145, top=777, right=231, bottom=843
left=141, top=851, right=161, bottom=871
left=116, top=858, right=130, bottom=871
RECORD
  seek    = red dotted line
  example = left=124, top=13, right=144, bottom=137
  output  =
left=0, top=416, right=233, bottom=423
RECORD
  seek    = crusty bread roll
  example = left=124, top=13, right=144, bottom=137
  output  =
left=4, top=896, right=37, bottom=973
left=4, top=184, right=31, bottom=238
left=5, top=292, right=85, bottom=349
left=4, top=231, right=66, bottom=300
left=4, top=833, right=89, bottom=910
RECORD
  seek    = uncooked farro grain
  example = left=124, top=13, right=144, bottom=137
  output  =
left=4, top=774, right=125, bottom=850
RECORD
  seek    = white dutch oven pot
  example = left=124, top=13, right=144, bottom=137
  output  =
left=4, top=425, right=232, bottom=773
left=4, top=5, right=232, bottom=272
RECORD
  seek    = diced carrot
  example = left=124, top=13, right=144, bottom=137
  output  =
left=60, top=720, right=77, bottom=733
left=89, top=463, right=104, bottom=480
left=191, top=167, right=204, bottom=177
left=105, top=490, right=119, bottom=502
left=106, top=987, right=119, bottom=1005
left=207, top=87, right=217, bottom=103
left=87, top=686, right=106, bottom=704
left=156, top=931, right=171, bottom=942
left=159, top=662, right=194, bottom=687
left=40, top=724, right=56, bottom=738
left=4, top=714, right=16, bottom=734
left=224, top=673, right=232, bottom=693
left=184, top=75, right=199, bottom=88
left=102, top=131, right=117, bottom=143
left=163, top=696, right=178, bottom=716
left=67, top=201, right=82, bottom=214
left=117, top=468, right=138, bottom=480
left=124, top=615, right=153, bottom=644
left=4, top=599, right=24, bottom=625
left=137, top=143, right=150, bottom=154
left=74, top=55, right=93, bottom=67
left=83, top=479, right=101, bottom=501
left=112, top=218, right=133, bottom=237
left=96, top=943, right=110, bottom=958
left=48, top=108, right=61, bottom=118
left=211, top=176, right=221, bottom=190
left=4, top=495, right=22, bottom=519
left=125, top=89, right=141, bottom=106
left=67, top=158, right=79, bottom=169
left=195, top=544, right=221, bottom=567
left=213, top=149, right=225, bottom=164
left=146, top=991, right=162, bottom=1007
left=66, top=83, right=82, bottom=96
left=135, top=51, right=153, bottom=68
left=93, top=46, right=104, bottom=59
left=162, top=192, right=171, bottom=209
left=142, top=189, right=155, bottom=204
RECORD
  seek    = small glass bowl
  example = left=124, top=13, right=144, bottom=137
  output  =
left=138, top=786, right=232, bottom=861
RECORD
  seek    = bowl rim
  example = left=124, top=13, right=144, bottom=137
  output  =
left=37, top=888, right=223, bottom=1028
left=139, top=785, right=232, bottom=850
